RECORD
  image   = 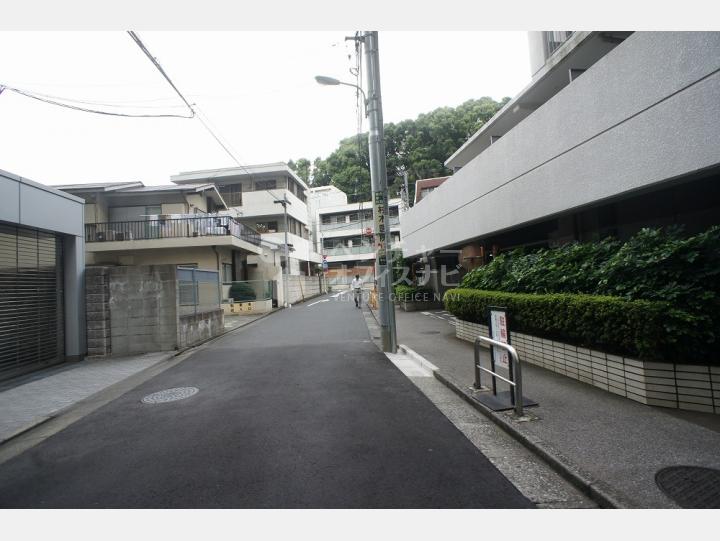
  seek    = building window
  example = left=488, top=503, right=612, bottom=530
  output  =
left=219, top=184, right=242, bottom=207
left=255, top=179, right=276, bottom=191
left=321, top=215, right=332, bottom=225
left=256, top=221, right=278, bottom=233
left=389, top=206, right=399, bottom=217
left=544, top=31, right=573, bottom=57
left=222, top=263, right=233, bottom=283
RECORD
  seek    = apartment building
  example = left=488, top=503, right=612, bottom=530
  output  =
left=401, top=32, right=720, bottom=284
left=1, top=169, right=85, bottom=381
left=318, top=197, right=402, bottom=285
left=171, top=163, right=322, bottom=280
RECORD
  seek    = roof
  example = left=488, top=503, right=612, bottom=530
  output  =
left=414, top=176, right=449, bottom=204
left=51, top=181, right=143, bottom=192
left=171, top=162, right=309, bottom=191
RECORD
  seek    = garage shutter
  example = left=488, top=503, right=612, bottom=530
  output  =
left=0, top=224, right=65, bottom=381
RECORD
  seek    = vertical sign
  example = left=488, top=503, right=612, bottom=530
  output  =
left=374, top=190, right=387, bottom=266
left=489, top=307, right=510, bottom=369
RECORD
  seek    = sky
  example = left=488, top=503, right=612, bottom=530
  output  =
left=0, top=31, right=531, bottom=186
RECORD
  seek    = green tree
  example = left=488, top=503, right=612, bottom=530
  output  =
left=287, top=158, right=311, bottom=184
left=289, top=96, right=509, bottom=198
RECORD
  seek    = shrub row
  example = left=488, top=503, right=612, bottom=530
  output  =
left=444, top=288, right=710, bottom=363
left=394, top=284, right=436, bottom=302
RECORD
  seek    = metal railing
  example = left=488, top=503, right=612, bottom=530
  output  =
left=474, top=336, right=525, bottom=416
left=85, top=215, right=261, bottom=245
left=323, top=245, right=375, bottom=256
left=177, top=267, right=221, bottom=316
left=223, top=279, right=273, bottom=303
left=320, top=215, right=400, bottom=232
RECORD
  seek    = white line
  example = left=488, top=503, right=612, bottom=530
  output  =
left=307, top=299, right=330, bottom=307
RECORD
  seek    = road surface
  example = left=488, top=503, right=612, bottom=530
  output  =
left=0, top=293, right=531, bottom=508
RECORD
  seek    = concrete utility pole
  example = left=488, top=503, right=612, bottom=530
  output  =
left=274, top=192, right=291, bottom=307
left=363, top=31, right=398, bottom=353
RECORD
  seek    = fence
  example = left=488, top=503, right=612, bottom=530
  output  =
left=85, top=215, right=261, bottom=246
left=223, top=280, right=273, bottom=303
left=177, top=267, right=221, bottom=316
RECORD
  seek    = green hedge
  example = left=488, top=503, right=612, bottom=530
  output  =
left=394, top=284, right=436, bottom=302
left=444, top=288, right=709, bottom=363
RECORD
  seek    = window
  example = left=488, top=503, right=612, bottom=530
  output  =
left=389, top=206, right=399, bottom=217
left=222, top=263, right=233, bottom=283
left=321, top=215, right=332, bottom=225
left=348, top=212, right=359, bottom=222
left=219, top=184, right=242, bottom=207
left=255, top=179, right=276, bottom=191
left=256, top=221, right=278, bottom=233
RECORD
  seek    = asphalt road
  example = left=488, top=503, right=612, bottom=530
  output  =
left=0, top=293, right=531, bottom=508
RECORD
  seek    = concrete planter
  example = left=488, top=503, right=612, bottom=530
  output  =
left=455, top=318, right=720, bottom=414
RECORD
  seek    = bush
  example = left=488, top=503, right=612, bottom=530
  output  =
left=229, top=282, right=256, bottom=302
left=459, top=226, right=720, bottom=360
left=394, top=284, right=436, bottom=302
left=444, top=288, right=711, bottom=363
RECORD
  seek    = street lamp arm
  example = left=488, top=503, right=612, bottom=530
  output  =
left=314, top=75, right=368, bottom=116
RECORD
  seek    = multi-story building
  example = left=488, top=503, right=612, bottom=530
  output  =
left=54, top=181, right=266, bottom=306
left=414, top=176, right=449, bottom=205
left=318, top=197, right=402, bottom=285
left=171, top=163, right=322, bottom=280
left=401, top=32, right=720, bottom=290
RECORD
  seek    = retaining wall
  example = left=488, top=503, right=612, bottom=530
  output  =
left=286, top=275, right=327, bottom=305
left=455, top=318, right=720, bottom=414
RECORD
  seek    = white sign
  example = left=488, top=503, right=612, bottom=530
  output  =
left=490, top=309, right=510, bottom=369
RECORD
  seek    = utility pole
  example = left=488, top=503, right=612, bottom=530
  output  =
left=274, top=192, right=291, bottom=307
left=362, top=31, right=397, bottom=353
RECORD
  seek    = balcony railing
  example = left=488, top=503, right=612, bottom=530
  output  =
left=85, top=215, right=261, bottom=246
left=323, top=245, right=375, bottom=256
left=320, top=215, right=400, bottom=232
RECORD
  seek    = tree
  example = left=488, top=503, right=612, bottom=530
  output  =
left=287, top=158, right=311, bottom=184
left=289, top=96, right=509, bottom=199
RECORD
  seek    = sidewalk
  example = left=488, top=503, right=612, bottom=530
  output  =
left=0, top=352, right=175, bottom=444
left=394, top=308, right=720, bottom=508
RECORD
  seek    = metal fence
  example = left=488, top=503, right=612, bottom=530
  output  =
left=223, top=280, right=273, bottom=303
left=85, top=215, right=261, bottom=246
left=177, top=267, right=221, bottom=316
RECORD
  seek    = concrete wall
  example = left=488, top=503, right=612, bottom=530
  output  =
left=402, top=32, right=720, bottom=257
left=86, top=264, right=225, bottom=356
left=286, top=275, right=327, bottom=305
left=178, top=309, right=224, bottom=348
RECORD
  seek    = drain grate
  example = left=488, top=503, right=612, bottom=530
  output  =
left=420, top=330, right=440, bottom=335
left=655, top=466, right=720, bottom=508
left=142, top=387, right=199, bottom=404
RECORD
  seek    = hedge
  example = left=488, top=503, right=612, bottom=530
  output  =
left=444, top=288, right=710, bottom=363
left=393, top=284, right=436, bottom=302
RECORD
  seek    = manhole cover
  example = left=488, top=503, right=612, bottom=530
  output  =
left=421, top=330, right=440, bottom=335
left=142, top=387, right=199, bottom=404
left=655, top=466, right=720, bottom=508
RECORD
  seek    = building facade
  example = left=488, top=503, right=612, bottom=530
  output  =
left=0, top=169, right=85, bottom=381
left=318, top=197, right=402, bottom=285
left=401, top=32, right=720, bottom=277
left=171, top=163, right=322, bottom=281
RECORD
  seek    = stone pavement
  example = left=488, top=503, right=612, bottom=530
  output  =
left=0, top=352, right=174, bottom=444
left=394, top=307, right=720, bottom=508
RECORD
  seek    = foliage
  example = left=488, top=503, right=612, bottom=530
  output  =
left=444, top=289, right=704, bottom=363
left=287, top=158, right=311, bottom=184
left=456, top=226, right=720, bottom=363
left=394, top=284, right=435, bottom=302
left=229, top=282, right=256, bottom=302
left=289, top=97, right=509, bottom=201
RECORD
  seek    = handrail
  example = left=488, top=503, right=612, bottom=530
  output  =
left=474, top=335, right=524, bottom=416
left=85, top=215, right=261, bottom=246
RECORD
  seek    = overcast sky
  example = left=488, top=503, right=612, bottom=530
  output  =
left=0, top=31, right=531, bottom=186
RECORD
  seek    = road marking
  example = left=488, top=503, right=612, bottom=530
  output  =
left=308, top=299, right=330, bottom=307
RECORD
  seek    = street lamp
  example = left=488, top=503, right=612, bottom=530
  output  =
left=314, top=32, right=397, bottom=353
left=314, top=75, right=367, bottom=116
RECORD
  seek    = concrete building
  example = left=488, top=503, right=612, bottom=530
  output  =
left=171, top=163, right=322, bottom=280
left=0, top=169, right=85, bottom=381
left=401, top=32, right=720, bottom=280
left=414, top=176, right=449, bottom=205
left=318, top=197, right=402, bottom=285
left=54, top=181, right=264, bottom=295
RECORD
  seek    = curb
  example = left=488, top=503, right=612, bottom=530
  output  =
left=431, top=369, right=637, bottom=509
left=398, top=344, right=439, bottom=373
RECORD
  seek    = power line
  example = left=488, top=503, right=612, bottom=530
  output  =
left=0, top=83, right=195, bottom=119
left=127, top=31, right=195, bottom=117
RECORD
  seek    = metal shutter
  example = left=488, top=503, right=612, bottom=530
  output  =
left=0, top=224, right=65, bottom=381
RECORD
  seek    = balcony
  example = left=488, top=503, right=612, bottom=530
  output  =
left=85, top=215, right=262, bottom=246
left=320, top=215, right=400, bottom=233
left=324, top=245, right=375, bottom=256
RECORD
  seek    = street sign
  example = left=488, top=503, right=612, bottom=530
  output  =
left=489, top=308, right=510, bottom=369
